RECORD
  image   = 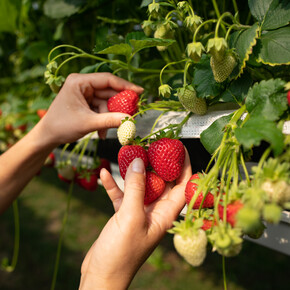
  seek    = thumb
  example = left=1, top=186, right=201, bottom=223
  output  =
left=119, top=158, right=146, bottom=215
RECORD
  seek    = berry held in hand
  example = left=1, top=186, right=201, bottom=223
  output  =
left=107, top=90, right=139, bottom=115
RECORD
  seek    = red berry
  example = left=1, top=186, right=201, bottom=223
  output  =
left=148, top=138, right=185, bottom=182
left=118, top=145, right=149, bottom=179
left=107, top=90, right=139, bottom=115
left=44, top=152, right=55, bottom=167
left=144, top=171, right=166, bottom=205
left=185, top=173, right=214, bottom=208
left=218, top=200, right=243, bottom=227
left=37, top=109, right=47, bottom=119
left=287, top=90, right=290, bottom=106
left=94, top=158, right=111, bottom=178
left=76, top=172, right=99, bottom=191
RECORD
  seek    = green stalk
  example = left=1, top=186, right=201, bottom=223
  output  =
left=2, top=200, right=20, bottom=272
left=222, top=256, right=227, bottom=290
left=193, top=19, right=218, bottom=42
left=50, top=181, right=74, bottom=290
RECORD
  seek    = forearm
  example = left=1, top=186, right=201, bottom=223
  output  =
left=0, top=120, right=58, bottom=213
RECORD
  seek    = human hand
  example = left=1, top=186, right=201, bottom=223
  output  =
left=37, top=73, right=143, bottom=146
left=79, top=149, right=192, bottom=289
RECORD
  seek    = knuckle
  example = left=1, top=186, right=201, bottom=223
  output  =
left=65, top=73, right=79, bottom=86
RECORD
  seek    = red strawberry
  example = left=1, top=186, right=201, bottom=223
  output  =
left=37, top=109, right=47, bottom=119
left=76, top=171, right=98, bottom=191
left=218, top=200, right=243, bottom=227
left=44, top=152, right=55, bottom=167
left=144, top=171, right=166, bottom=205
left=185, top=173, right=214, bottom=208
left=193, top=217, right=216, bottom=231
left=118, top=145, right=149, bottom=179
left=287, top=90, right=290, bottom=106
left=148, top=138, right=185, bottom=182
left=94, top=158, right=111, bottom=178
left=107, top=90, right=139, bottom=115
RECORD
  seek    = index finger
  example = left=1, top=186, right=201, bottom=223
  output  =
left=78, top=73, right=144, bottom=97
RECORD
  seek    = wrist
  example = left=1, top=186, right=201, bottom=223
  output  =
left=79, top=271, right=132, bottom=290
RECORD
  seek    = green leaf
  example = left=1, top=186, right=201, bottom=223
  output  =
left=24, top=41, right=50, bottom=61
left=43, top=0, right=84, bottom=19
left=235, top=116, right=284, bottom=156
left=248, top=0, right=273, bottom=23
left=220, top=72, right=253, bottom=104
left=130, top=38, right=175, bottom=54
left=229, top=23, right=260, bottom=77
left=96, top=43, right=132, bottom=58
left=262, top=0, right=290, bottom=30
left=257, top=27, right=290, bottom=65
left=200, top=114, right=233, bottom=154
left=0, top=0, right=21, bottom=33
left=125, top=32, right=147, bottom=44
left=192, top=55, right=222, bottom=98
left=245, top=78, right=287, bottom=121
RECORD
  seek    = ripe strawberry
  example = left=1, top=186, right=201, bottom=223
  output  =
left=76, top=170, right=98, bottom=191
left=287, top=90, right=290, bottom=105
left=148, top=138, right=185, bottom=182
left=176, top=85, right=207, bottom=115
left=44, top=152, right=55, bottom=167
left=218, top=200, right=243, bottom=227
left=210, top=52, right=237, bottom=83
left=193, top=217, right=216, bottom=231
left=144, top=171, right=166, bottom=205
left=37, top=109, right=47, bottom=119
left=107, top=90, right=139, bottom=115
left=173, top=225, right=208, bottom=267
left=117, top=118, right=136, bottom=146
left=93, top=158, right=111, bottom=178
left=185, top=173, right=214, bottom=208
left=118, top=145, right=149, bottom=179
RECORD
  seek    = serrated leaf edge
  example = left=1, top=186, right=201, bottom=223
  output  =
left=236, top=25, right=260, bottom=79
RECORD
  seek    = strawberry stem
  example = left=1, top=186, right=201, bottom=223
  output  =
left=1, top=199, right=20, bottom=272
left=50, top=180, right=74, bottom=290
left=222, top=255, right=228, bottom=290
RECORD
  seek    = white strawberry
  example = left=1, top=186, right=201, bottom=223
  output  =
left=117, top=118, right=136, bottom=146
left=169, top=219, right=207, bottom=267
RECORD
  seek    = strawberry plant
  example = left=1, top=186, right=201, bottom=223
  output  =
left=1, top=0, right=290, bottom=289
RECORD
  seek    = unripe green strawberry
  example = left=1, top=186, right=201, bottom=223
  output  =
left=236, top=207, right=261, bottom=234
left=209, top=225, right=243, bottom=257
left=187, top=42, right=205, bottom=62
left=154, top=23, right=174, bottom=51
left=210, top=52, right=237, bottom=83
left=263, top=203, right=282, bottom=224
left=173, top=228, right=207, bottom=267
left=117, top=118, right=136, bottom=146
left=158, top=84, right=172, bottom=98
left=207, top=37, right=228, bottom=61
left=176, top=85, right=207, bottom=115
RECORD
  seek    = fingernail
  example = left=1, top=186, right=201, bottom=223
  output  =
left=131, top=158, right=145, bottom=174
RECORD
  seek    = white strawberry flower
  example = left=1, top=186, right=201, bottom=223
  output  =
left=117, top=118, right=136, bottom=146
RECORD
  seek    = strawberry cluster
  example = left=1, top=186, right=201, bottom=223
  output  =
left=44, top=152, right=111, bottom=192
left=118, top=137, right=185, bottom=205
